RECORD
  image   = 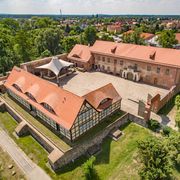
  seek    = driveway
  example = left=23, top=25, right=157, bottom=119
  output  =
left=59, top=71, right=168, bottom=116
left=0, top=128, right=51, bottom=180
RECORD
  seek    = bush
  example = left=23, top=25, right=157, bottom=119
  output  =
left=82, top=156, right=97, bottom=180
left=162, top=126, right=171, bottom=136
left=147, top=119, right=160, bottom=132
left=175, top=110, right=180, bottom=131
left=138, top=138, right=173, bottom=180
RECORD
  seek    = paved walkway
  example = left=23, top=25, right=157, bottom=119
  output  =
left=59, top=71, right=168, bottom=116
left=0, top=129, right=51, bottom=180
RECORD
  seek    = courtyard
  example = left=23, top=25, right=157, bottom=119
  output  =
left=59, top=71, right=169, bottom=116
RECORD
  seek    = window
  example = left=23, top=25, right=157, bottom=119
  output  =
left=120, top=60, right=123, bottom=65
left=147, top=66, right=151, bottom=71
left=114, top=59, right=117, bottom=64
left=107, top=58, right=110, bottom=63
left=102, top=65, right=105, bottom=70
left=42, top=103, right=55, bottom=114
left=97, top=56, right=101, bottom=60
left=134, top=64, right=138, bottom=71
left=157, top=67, right=160, bottom=74
left=100, top=98, right=109, bottom=105
left=26, top=92, right=36, bottom=102
left=165, top=69, right=170, bottom=75
left=12, top=84, right=22, bottom=92
left=102, top=57, right=105, bottom=62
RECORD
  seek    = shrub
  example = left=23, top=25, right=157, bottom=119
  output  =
left=147, top=119, right=160, bottom=132
left=175, top=110, right=180, bottom=131
left=175, top=95, right=180, bottom=110
left=138, top=138, right=173, bottom=180
left=82, top=156, right=97, bottom=180
left=162, top=126, right=171, bottom=136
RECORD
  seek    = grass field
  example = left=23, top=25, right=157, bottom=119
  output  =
left=0, top=111, right=179, bottom=180
left=0, top=147, right=25, bottom=180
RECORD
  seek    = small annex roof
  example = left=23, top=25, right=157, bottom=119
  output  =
left=36, top=57, right=73, bottom=76
left=68, top=44, right=92, bottom=63
left=83, top=83, right=122, bottom=111
left=123, top=30, right=155, bottom=40
left=91, top=40, right=180, bottom=68
left=5, top=67, right=85, bottom=130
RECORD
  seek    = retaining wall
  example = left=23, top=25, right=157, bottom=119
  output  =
left=1, top=101, right=147, bottom=171
left=50, top=113, right=147, bottom=170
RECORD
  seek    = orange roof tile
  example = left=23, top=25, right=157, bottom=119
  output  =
left=68, top=44, right=92, bottom=63
left=5, top=67, right=85, bottom=130
left=176, top=33, right=180, bottom=44
left=91, top=40, right=180, bottom=68
left=123, top=30, right=155, bottom=40
left=83, top=83, right=121, bottom=111
left=5, top=67, right=122, bottom=129
left=140, top=33, right=155, bottom=40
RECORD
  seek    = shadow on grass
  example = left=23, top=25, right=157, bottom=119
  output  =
left=158, top=95, right=177, bottom=115
left=55, top=155, right=87, bottom=175
left=120, top=121, right=132, bottom=131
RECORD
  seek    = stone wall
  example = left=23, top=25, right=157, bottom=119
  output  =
left=93, top=53, right=180, bottom=89
left=20, top=53, right=68, bottom=73
left=1, top=101, right=148, bottom=171
left=151, top=84, right=180, bottom=113
left=50, top=113, right=147, bottom=170
left=5, top=104, right=22, bottom=123
left=4, top=102, right=55, bottom=153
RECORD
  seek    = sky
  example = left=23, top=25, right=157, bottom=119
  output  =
left=0, top=0, right=180, bottom=15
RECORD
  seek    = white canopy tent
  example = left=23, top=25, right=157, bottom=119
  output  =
left=36, top=57, right=74, bottom=76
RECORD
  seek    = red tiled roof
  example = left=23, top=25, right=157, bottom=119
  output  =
left=5, top=67, right=121, bottom=129
left=5, top=67, right=85, bottom=130
left=140, top=33, right=155, bottom=40
left=83, top=83, right=121, bottom=111
left=91, top=40, right=180, bottom=68
left=176, top=33, right=180, bottom=44
left=68, top=44, right=92, bottom=63
left=123, top=30, right=155, bottom=40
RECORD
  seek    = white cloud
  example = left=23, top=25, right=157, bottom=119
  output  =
left=0, top=0, right=180, bottom=15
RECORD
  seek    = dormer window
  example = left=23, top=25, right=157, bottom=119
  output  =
left=12, top=84, right=22, bottom=92
left=111, top=46, right=117, bottom=53
left=149, top=50, right=156, bottom=60
left=72, top=54, right=80, bottom=58
left=25, top=92, right=36, bottom=102
left=42, top=103, right=55, bottom=114
left=100, top=98, right=109, bottom=105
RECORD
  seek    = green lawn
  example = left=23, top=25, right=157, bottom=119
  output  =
left=0, top=111, right=49, bottom=171
left=0, top=111, right=179, bottom=180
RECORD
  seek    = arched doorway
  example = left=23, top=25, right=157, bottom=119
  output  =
left=127, top=72, right=133, bottom=80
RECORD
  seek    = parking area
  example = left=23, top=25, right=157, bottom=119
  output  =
left=59, top=71, right=169, bottom=115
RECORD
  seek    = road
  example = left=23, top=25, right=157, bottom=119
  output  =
left=0, top=129, right=51, bottom=180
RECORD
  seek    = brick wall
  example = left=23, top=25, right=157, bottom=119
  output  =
left=94, top=54, right=179, bottom=89
left=151, top=84, right=180, bottom=113
left=50, top=113, right=147, bottom=170
left=20, top=54, right=68, bottom=73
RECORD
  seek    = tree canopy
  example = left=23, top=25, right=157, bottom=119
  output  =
left=138, top=137, right=173, bottom=180
left=122, top=29, right=145, bottom=45
left=83, top=26, right=97, bottom=46
left=158, top=30, right=178, bottom=48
